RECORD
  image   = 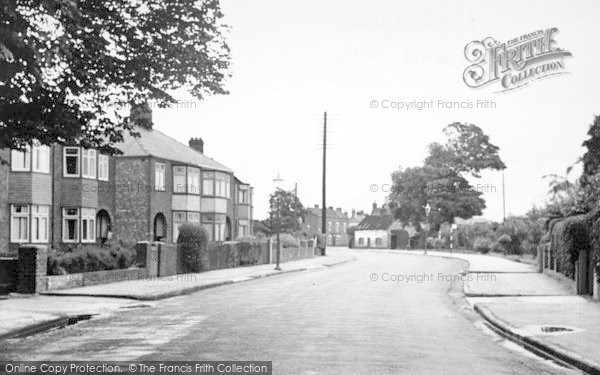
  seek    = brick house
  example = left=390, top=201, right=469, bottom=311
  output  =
left=1, top=143, right=116, bottom=255
left=354, top=203, right=414, bottom=249
left=114, top=128, right=253, bottom=243
left=303, top=205, right=352, bottom=246
left=0, top=129, right=253, bottom=255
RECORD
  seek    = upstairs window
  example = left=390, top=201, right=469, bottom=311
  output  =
left=98, top=155, right=109, bottom=181
left=215, top=172, right=230, bottom=198
left=173, top=166, right=186, bottom=193
left=155, top=163, right=166, bottom=191
left=187, top=167, right=200, bottom=194
left=82, top=149, right=97, bottom=179
left=238, top=188, right=249, bottom=204
left=202, top=171, right=214, bottom=196
left=64, top=147, right=80, bottom=177
left=32, top=145, right=50, bottom=173
left=11, top=146, right=31, bottom=172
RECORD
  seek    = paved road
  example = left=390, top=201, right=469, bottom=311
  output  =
left=0, top=250, right=578, bottom=374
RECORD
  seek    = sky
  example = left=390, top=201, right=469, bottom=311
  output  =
left=151, top=0, right=600, bottom=221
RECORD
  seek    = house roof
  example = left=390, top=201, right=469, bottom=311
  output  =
left=306, top=207, right=348, bottom=219
left=356, top=214, right=395, bottom=231
left=116, top=128, right=233, bottom=173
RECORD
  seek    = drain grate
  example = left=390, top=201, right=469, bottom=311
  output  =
left=540, top=326, right=573, bottom=333
left=516, top=325, right=583, bottom=336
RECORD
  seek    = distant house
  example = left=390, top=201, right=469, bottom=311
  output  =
left=303, top=205, right=365, bottom=246
left=354, top=203, right=413, bottom=249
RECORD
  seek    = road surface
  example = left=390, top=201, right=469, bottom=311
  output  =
left=0, top=250, right=577, bottom=374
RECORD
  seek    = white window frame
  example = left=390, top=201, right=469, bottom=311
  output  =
left=10, top=205, right=29, bottom=242
left=187, top=167, right=200, bottom=195
left=63, top=147, right=80, bottom=177
left=173, top=211, right=187, bottom=242
left=202, top=214, right=214, bottom=241
left=81, top=208, right=96, bottom=243
left=202, top=171, right=215, bottom=196
left=173, top=166, right=187, bottom=193
left=155, top=163, right=166, bottom=191
left=31, top=145, right=50, bottom=173
left=187, top=212, right=200, bottom=224
left=62, top=208, right=79, bottom=242
left=82, top=149, right=97, bottom=179
left=31, top=205, right=49, bottom=243
left=98, top=154, right=109, bottom=181
left=11, top=146, right=31, bottom=172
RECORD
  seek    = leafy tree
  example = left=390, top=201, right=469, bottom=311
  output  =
left=1, top=0, right=230, bottom=153
left=389, top=123, right=504, bottom=230
left=268, top=188, right=305, bottom=233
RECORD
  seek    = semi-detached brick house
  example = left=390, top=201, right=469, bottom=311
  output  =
left=0, top=128, right=253, bottom=256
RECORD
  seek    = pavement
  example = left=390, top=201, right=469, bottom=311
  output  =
left=0, top=250, right=571, bottom=374
left=398, top=249, right=600, bottom=374
left=0, top=249, right=354, bottom=341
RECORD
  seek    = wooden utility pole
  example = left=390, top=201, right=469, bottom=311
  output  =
left=321, top=112, right=327, bottom=255
left=502, top=170, right=506, bottom=223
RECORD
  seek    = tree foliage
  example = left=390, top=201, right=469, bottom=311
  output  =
left=268, top=188, right=305, bottom=233
left=389, top=123, right=504, bottom=230
left=0, top=0, right=230, bottom=152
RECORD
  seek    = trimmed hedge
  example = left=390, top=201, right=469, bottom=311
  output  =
left=47, top=244, right=136, bottom=275
left=177, top=223, right=209, bottom=273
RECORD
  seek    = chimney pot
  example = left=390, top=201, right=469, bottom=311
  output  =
left=314, top=204, right=319, bottom=209
left=189, top=138, right=204, bottom=154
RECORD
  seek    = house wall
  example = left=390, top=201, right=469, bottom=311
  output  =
left=114, top=157, right=152, bottom=242
left=355, top=230, right=389, bottom=249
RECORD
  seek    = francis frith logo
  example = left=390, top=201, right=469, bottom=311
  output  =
left=463, top=28, right=572, bottom=92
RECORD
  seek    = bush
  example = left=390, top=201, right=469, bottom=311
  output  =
left=278, top=233, right=300, bottom=248
left=177, top=223, right=209, bottom=273
left=238, top=239, right=264, bottom=265
left=47, top=244, right=136, bottom=275
left=521, top=240, right=535, bottom=255
left=473, top=237, right=493, bottom=254
left=491, top=242, right=504, bottom=253
left=426, top=237, right=436, bottom=249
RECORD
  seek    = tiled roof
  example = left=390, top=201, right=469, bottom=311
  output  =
left=116, top=128, right=233, bottom=173
left=356, top=214, right=395, bottom=231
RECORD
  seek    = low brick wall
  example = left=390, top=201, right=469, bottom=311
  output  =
left=0, top=258, right=18, bottom=294
left=43, top=267, right=148, bottom=291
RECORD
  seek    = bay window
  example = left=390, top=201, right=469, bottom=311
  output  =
left=31, top=205, right=49, bottom=243
left=10, top=205, right=29, bottom=242
left=32, top=145, right=50, bottom=173
left=11, top=146, right=31, bottom=171
left=82, top=149, right=97, bottom=179
left=202, top=215, right=214, bottom=241
left=187, top=167, right=200, bottom=194
left=215, top=172, right=230, bottom=198
left=173, top=166, right=186, bottom=193
left=173, top=211, right=187, bottom=242
left=63, top=208, right=79, bottom=242
left=202, top=171, right=214, bottom=196
left=81, top=208, right=96, bottom=243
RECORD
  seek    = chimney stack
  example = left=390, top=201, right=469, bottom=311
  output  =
left=373, top=202, right=377, bottom=210
left=314, top=204, right=319, bottom=209
left=352, top=209, right=356, bottom=218
left=336, top=207, right=342, bottom=213
left=189, top=138, right=204, bottom=154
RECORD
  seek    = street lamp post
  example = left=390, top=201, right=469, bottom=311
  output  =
left=424, top=203, right=431, bottom=255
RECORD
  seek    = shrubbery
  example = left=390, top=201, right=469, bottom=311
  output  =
left=473, top=237, right=493, bottom=254
left=279, top=233, right=300, bottom=248
left=47, top=243, right=135, bottom=275
left=177, top=223, right=209, bottom=273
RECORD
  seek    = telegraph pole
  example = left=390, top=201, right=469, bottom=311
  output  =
left=502, top=170, right=506, bottom=223
left=321, top=112, right=327, bottom=256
